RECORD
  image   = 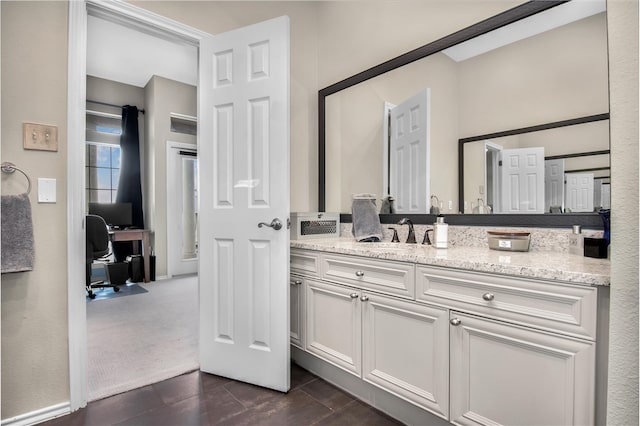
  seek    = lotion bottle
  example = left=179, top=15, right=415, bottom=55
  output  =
left=433, top=215, right=448, bottom=249
left=569, top=225, right=584, bottom=255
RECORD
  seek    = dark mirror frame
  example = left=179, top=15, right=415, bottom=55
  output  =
left=318, top=0, right=605, bottom=229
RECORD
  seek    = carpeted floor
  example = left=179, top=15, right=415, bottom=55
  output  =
left=87, top=274, right=199, bottom=401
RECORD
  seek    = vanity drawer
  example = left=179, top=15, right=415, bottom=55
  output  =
left=291, top=249, right=321, bottom=277
left=416, top=265, right=598, bottom=340
left=322, top=254, right=414, bottom=299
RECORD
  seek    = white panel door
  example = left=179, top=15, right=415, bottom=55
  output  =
left=500, top=147, right=545, bottom=214
left=565, top=173, right=594, bottom=212
left=544, top=159, right=565, bottom=213
left=199, top=16, right=290, bottom=392
left=390, top=89, right=430, bottom=213
left=450, top=312, right=595, bottom=426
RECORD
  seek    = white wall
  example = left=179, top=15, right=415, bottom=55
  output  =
left=606, top=0, right=639, bottom=424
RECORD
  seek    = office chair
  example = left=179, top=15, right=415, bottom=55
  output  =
left=86, top=214, right=120, bottom=299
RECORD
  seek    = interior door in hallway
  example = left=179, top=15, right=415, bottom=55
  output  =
left=198, top=16, right=291, bottom=392
left=167, top=143, right=198, bottom=277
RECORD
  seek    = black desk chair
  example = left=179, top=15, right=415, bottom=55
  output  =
left=86, top=214, right=120, bottom=299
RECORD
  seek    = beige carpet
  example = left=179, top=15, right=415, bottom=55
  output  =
left=87, top=274, right=199, bottom=401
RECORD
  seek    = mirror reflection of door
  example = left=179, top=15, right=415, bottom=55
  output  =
left=545, top=159, right=565, bottom=212
left=484, top=142, right=502, bottom=213
left=387, top=89, right=431, bottom=213
left=565, top=172, right=595, bottom=212
left=167, top=143, right=198, bottom=276
left=499, top=147, right=545, bottom=214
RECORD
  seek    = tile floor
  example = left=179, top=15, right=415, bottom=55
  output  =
left=41, top=363, right=402, bottom=425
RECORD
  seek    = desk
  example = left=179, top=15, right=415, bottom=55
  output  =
left=111, top=229, right=151, bottom=283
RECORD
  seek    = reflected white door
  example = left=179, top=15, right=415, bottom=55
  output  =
left=544, top=159, right=565, bottom=213
left=500, top=147, right=545, bottom=214
left=389, top=89, right=430, bottom=213
left=565, top=173, right=594, bottom=212
left=167, top=143, right=199, bottom=277
left=484, top=142, right=502, bottom=213
left=199, top=16, right=290, bottom=391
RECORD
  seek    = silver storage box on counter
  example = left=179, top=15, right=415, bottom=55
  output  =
left=290, top=212, right=340, bottom=240
left=487, top=230, right=531, bottom=252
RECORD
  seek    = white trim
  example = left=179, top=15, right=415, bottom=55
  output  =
left=67, top=0, right=89, bottom=411
left=1, top=402, right=71, bottom=426
left=169, top=112, right=197, bottom=122
left=67, top=0, right=208, bottom=411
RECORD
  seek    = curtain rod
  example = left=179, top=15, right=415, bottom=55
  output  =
left=86, top=99, right=145, bottom=114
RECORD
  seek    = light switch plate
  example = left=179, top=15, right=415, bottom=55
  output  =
left=38, top=178, right=56, bottom=203
left=24, top=122, right=58, bottom=151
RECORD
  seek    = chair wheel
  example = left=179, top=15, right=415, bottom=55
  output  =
left=114, top=286, right=120, bottom=292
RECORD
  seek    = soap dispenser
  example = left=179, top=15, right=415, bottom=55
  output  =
left=569, top=225, right=584, bottom=255
left=433, top=215, right=448, bottom=249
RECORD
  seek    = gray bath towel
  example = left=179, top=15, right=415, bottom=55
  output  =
left=351, top=194, right=383, bottom=242
left=1, top=193, right=35, bottom=273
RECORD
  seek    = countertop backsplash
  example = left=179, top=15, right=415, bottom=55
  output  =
left=340, top=223, right=603, bottom=253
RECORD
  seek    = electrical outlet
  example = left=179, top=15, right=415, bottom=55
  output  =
left=23, top=122, right=58, bottom=152
left=448, top=200, right=453, bottom=210
left=479, top=185, right=484, bottom=195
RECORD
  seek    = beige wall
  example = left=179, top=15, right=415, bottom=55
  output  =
left=0, top=0, right=637, bottom=422
left=1, top=1, right=70, bottom=418
left=144, top=75, right=197, bottom=278
left=606, top=0, right=639, bottom=424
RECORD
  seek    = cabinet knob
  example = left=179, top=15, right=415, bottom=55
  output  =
left=482, top=292, right=495, bottom=301
left=350, top=293, right=359, bottom=299
left=294, top=280, right=302, bottom=286
left=355, top=270, right=365, bottom=277
left=450, top=318, right=462, bottom=326
left=360, top=295, right=369, bottom=302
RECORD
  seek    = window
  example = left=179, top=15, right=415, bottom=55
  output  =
left=86, top=110, right=122, bottom=203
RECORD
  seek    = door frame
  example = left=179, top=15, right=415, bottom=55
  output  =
left=67, top=0, right=208, bottom=410
left=166, top=141, right=198, bottom=278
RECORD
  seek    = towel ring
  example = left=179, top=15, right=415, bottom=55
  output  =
left=1, top=162, right=31, bottom=194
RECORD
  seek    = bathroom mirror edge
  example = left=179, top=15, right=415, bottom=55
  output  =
left=318, top=0, right=604, bottom=228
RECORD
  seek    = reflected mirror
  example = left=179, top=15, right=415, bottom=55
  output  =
left=320, top=0, right=609, bottom=218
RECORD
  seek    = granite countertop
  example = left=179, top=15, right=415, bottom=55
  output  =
left=291, top=238, right=610, bottom=287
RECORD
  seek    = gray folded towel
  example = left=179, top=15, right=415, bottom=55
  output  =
left=1, top=193, right=35, bottom=273
left=351, top=194, right=383, bottom=242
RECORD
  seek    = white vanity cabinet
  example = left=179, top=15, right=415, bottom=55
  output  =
left=289, top=274, right=305, bottom=349
left=290, top=247, right=603, bottom=426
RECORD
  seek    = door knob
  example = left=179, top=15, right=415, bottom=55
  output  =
left=258, top=218, right=283, bottom=230
left=450, top=318, right=462, bottom=326
left=482, top=293, right=495, bottom=301
left=355, top=270, right=365, bottom=277
left=294, top=280, right=302, bottom=286
left=350, top=293, right=359, bottom=299
left=360, top=295, right=369, bottom=302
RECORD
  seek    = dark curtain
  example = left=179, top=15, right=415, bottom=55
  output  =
left=113, top=105, right=144, bottom=262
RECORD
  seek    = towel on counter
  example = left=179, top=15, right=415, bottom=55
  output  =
left=1, top=193, right=35, bottom=273
left=351, top=194, right=383, bottom=242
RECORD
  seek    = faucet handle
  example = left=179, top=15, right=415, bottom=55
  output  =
left=388, top=227, right=400, bottom=243
left=422, top=228, right=433, bottom=245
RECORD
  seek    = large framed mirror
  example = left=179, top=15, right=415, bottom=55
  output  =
left=318, top=0, right=608, bottom=228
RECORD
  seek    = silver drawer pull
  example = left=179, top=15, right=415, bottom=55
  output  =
left=350, top=293, right=359, bottom=299
left=450, top=318, right=462, bottom=326
left=294, top=280, right=302, bottom=286
left=482, top=293, right=495, bottom=301
left=355, top=270, right=365, bottom=277
left=360, top=295, right=369, bottom=302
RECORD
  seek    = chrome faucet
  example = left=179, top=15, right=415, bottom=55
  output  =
left=398, top=218, right=416, bottom=244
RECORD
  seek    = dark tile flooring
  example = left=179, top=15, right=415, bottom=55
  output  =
left=41, top=363, right=403, bottom=426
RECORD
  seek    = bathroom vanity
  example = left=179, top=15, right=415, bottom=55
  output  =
left=289, top=237, right=610, bottom=426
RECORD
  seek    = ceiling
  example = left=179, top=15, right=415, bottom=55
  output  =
left=87, top=15, right=197, bottom=88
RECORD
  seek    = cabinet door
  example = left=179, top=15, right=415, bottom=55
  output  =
left=306, top=279, right=362, bottom=376
left=362, top=293, right=449, bottom=419
left=450, top=312, right=595, bottom=426
left=290, top=274, right=305, bottom=349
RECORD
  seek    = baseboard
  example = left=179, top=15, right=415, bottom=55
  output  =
left=1, top=402, right=70, bottom=426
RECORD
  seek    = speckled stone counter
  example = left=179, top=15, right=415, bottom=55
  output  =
left=291, top=237, right=610, bottom=287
